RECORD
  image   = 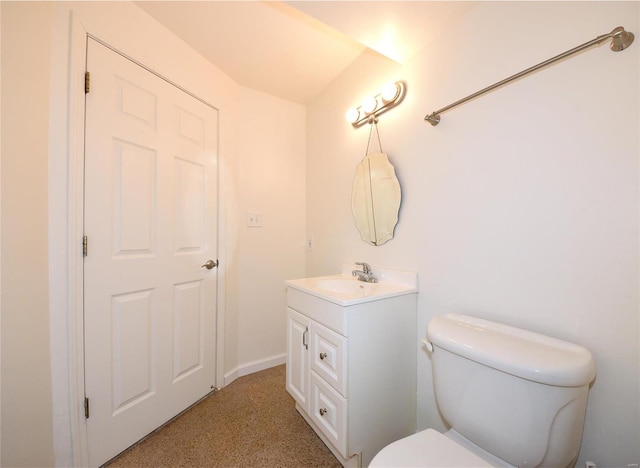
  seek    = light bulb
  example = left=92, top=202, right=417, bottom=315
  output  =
left=362, top=96, right=378, bottom=114
left=381, top=82, right=400, bottom=102
left=346, top=108, right=360, bottom=123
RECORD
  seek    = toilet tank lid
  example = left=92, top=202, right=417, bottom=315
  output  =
left=427, top=314, right=596, bottom=387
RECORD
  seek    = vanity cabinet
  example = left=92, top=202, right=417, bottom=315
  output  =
left=285, top=274, right=417, bottom=468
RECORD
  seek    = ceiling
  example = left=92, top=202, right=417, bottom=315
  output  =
left=136, top=1, right=476, bottom=104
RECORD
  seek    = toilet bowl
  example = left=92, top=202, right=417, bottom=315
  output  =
left=369, top=314, right=596, bottom=467
left=369, top=427, right=522, bottom=467
left=369, top=428, right=499, bottom=467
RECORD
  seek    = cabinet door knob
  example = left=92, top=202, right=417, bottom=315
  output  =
left=319, top=352, right=327, bottom=360
left=319, top=408, right=327, bottom=416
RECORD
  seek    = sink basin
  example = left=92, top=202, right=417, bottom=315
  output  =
left=286, top=266, right=417, bottom=306
left=312, top=278, right=378, bottom=294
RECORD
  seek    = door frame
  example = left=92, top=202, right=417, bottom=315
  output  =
left=49, top=15, right=226, bottom=466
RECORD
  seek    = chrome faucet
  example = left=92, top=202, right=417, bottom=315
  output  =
left=352, top=262, right=377, bottom=283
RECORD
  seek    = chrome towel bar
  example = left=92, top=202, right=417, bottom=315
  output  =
left=424, top=26, right=634, bottom=126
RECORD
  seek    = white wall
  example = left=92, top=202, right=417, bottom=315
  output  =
left=230, top=86, right=306, bottom=382
left=1, top=3, right=55, bottom=466
left=306, top=2, right=639, bottom=466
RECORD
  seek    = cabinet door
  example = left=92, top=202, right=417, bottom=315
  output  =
left=286, top=307, right=309, bottom=410
left=310, top=370, right=348, bottom=458
left=310, top=321, right=347, bottom=397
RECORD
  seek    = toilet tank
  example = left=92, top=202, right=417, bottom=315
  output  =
left=427, top=314, right=596, bottom=468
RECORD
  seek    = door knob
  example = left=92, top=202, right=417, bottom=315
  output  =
left=201, top=259, right=219, bottom=270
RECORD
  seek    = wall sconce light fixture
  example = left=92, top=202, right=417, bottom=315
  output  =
left=346, top=81, right=406, bottom=128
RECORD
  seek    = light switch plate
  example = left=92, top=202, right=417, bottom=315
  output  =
left=247, top=211, right=262, bottom=227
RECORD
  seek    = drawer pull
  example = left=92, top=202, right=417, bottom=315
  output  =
left=319, top=408, right=327, bottom=416
left=319, top=352, right=327, bottom=360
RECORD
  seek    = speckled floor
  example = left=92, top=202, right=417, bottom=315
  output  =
left=105, top=365, right=341, bottom=468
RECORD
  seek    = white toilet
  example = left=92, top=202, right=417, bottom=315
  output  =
left=370, top=314, right=596, bottom=467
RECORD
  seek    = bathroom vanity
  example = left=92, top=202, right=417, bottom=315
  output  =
left=285, top=266, right=418, bottom=467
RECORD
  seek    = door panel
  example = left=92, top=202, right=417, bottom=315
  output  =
left=111, top=289, right=155, bottom=414
left=113, top=141, right=156, bottom=256
left=84, top=38, right=218, bottom=466
left=173, top=280, right=204, bottom=381
left=174, top=157, right=204, bottom=252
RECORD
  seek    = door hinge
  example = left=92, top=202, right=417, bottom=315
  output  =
left=83, top=236, right=88, bottom=257
left=85, top=71, right=90, bottom=94
left=84, top=397, right=90, bottom=419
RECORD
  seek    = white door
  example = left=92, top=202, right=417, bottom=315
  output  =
left=84, top=39, right=219, bottom=466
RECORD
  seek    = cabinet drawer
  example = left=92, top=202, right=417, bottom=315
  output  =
left=310, top=321, right=347, bottom=396
left=310, top=371, right=347, bottom=458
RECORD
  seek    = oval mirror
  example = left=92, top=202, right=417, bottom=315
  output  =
left=351, top=152, right=401, bottom=246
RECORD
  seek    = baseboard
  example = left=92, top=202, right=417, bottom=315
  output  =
left=224, top=353, right=286, bottom=387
